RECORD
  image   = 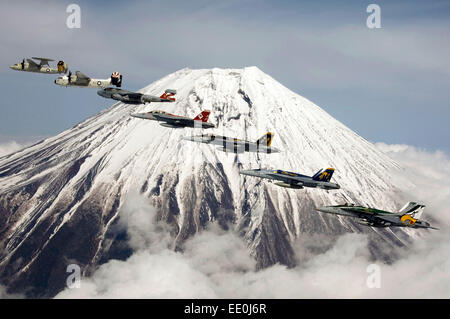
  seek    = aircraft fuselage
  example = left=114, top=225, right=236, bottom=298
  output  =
left=184, top=134, right=280, bottom=153
left=240, top=169, right=340, bottom=189
left=10, top=63, right=61, bottom=74
left=55, top=77, right=112, bottom=88
left=315, top=205, right=435, bottom=229
left=131, top=112, right=215, bottom=129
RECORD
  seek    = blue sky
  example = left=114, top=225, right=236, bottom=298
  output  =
left=0, top=0, right=449, bottom=152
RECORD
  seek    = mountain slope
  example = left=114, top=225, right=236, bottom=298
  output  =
left=0, top=67, right=408, bottom=297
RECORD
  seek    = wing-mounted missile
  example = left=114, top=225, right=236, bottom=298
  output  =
left=356, top=219, right=373, bottom=227
left=218, top=147, right=245, bottom=154
left=110, top=72, right=122, bottom=87
left=274, top=182, right=304, bottom=189
left=317, top=183, right=340, bottom=190
left=160, top=123, right=181, bottom=128
left=111, top=93, right=130, bottom=102
left=356, top=219, right=391, bottom=228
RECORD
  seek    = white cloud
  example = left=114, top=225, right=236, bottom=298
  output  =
left=0, top=137, right=447, bottom=298
left=0, top=141, right=27, bottom=157
left=375, top=143, right=450, bottom=226
left=55, top=143, right=450, bottom=299
left=0, top=137, right=45, bottom=158
left=0, top=285, right=24, bottom=299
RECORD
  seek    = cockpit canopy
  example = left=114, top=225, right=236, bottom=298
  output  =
left=150, top=110, right=167, bottom=114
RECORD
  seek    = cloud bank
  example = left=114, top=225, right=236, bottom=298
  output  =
left=0, top=141, right=27, bottom=158
left=0, top=137, right=45, bottom=158
left=55, top=144, right=450, bottom=299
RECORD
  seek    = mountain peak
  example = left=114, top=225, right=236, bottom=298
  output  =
left=0, top=66, right=405, bottom=297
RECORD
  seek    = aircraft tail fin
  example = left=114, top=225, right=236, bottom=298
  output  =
left=193, top=110, right=211, bottom=122
left=399, top=202, right=425, bottom=219
left=160, top=89, right=177, bottom=101
left=312, top=168, right=335, bottom=182
left=256, top=132, right=274, bottom=147
left=57, top=61, right=68, bottom=73
left=111, top=72, right=122, bottom=87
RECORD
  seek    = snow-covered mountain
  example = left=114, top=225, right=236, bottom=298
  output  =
left=0, top=67, right=409, bottom=297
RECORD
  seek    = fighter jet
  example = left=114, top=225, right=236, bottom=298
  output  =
left=97, top=88, right=176, bottom=105
left=182, top=132, right=280, bottom=154
left=131, top=110, right=215, bottom=129
left=240, top=167, right=340, bottom=190
left=316, top=202, right=438, bottom=229
left=10, top=57, right=68, bottom=74
left=55, top=71, right=122, bottom=88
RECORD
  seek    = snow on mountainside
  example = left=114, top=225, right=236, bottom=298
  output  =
left=0, top=67, right=409, bottom=297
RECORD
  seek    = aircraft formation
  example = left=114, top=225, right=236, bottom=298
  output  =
left=9, top=57, right=437, bottom=231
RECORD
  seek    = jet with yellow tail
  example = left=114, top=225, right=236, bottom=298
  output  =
left=182, top=132, right=279, bottom=154
left=316, top=202, right=438, bottom=229
left=240, top=167, right=340, bottom=190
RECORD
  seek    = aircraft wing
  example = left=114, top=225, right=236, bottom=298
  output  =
left=75, top=71, right=91, bottom=85
left=123, top=92, right=143, bottom=99
left=267, top=171, right=305, bottom=186
left=164, top=118, right=191, bottom=126
left=153, top=113, right=185, bottom=123
left=111, top=91, right=143, bottom=103
left=373, top=214, right=403, bottom=224
left=214, top=138, right=247, bottom=153
left=336, top=206, right=396, bottom=221
left=26, top=59, right=40, bottom=68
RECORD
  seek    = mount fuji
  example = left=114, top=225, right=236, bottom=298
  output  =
left=0, top=67, right=410, bottom=297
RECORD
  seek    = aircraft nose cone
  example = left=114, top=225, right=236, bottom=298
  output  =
left=240, top=170, right=258, bottom=177
left=130, top=113, right=147, bottom=119
left=315, top=206, right=331, bottom=214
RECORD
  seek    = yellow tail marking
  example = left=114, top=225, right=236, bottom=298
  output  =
left=400, top=215, right=418, bottom=225
left=266, top=132, right=273, bottom=147
left=318, top=171, right=330, bottom=180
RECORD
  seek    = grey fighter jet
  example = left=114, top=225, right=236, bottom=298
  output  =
left=131, top=110, right=215, bottom=129
left=316, top=202, right=438, bottom=229
left=240, top=167, right=340, bottom=190
left=182, top=132, right=280, bottom=154
left=10, top=57, right=68, bottom=74
left=97, top=88, right=176, bottom=105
